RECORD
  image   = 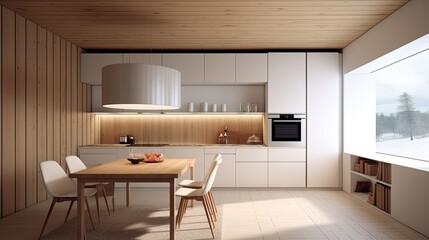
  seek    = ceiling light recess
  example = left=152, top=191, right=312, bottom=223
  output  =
left=102, top=63, right=181, bottom=110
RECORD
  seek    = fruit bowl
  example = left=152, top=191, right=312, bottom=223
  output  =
left=144, top=153, right=164, bottom=163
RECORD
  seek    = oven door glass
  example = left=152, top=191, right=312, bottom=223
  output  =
left=271, top=120, right=301, bottom=141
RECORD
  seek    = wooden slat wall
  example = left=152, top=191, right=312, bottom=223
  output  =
left=2, top=7, right=15, bottom=217
left=100, top=115, right=264, bottom=145
left=15, top=14, right=26, bottom=212
left=0, top=6, right=98, bottom=218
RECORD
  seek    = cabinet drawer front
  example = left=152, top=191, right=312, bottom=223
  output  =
left=268, top=162, right=306, bottom=187
left=236, top=162, right=267, bottom=187
left=205, top=148, right=236, bottom=154
left=268, top=148, right=306, bottom=162
left=236, top=148, right=267, bottom=162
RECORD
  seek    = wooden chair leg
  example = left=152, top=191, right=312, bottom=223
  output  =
left=64, top=200, right=75, bottom=223
left=183, top=197, right=189, bottom=214
left=111, top=195, right=115, bottom=212
left=39, top=197, right=58, bottom=240
left=95, top=188, right=101, bottom=223
left=207, top=194, right=217, bottom=222
left=85, top=199, right=96, bottom=230
left=204, top=192, right=216, bottom=222
left=176, top=198, right=185, bottom=228
left=209, top=191, right=217, bottom=213
left=204, top=194, right=216, bottom=227
left=202, top=195, right=215, bottom=239
left=101, top=185, right=111, bottom=215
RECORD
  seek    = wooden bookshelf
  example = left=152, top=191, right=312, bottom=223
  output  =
left=350, top=156, right=392, bottom=214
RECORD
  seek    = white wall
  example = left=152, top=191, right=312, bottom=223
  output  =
left=343, top=73, right=375, bottom=156
left=343, top=0, right=429, bottom=74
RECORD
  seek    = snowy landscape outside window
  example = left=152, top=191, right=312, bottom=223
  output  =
left=376, top=49, right=429, bottom=161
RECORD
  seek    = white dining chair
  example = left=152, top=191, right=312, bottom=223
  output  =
left=178, top=154, right=221, bottom=216
left=175, top=155, right=223, bottom=239
left=39, top=161, right=97, bottom=239
left=65, top=155, right=111, bottom=223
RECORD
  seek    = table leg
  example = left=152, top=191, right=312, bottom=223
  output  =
left=77, top=180, right=85, bottom=240
left=126, top=182, right=130, bottom=207
left=190, top=164, right=195, bottom=207
left=170, top=178, right=176, bottom=240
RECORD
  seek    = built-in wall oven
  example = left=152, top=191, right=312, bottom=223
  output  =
left=268, top=114, right=306, bottom=147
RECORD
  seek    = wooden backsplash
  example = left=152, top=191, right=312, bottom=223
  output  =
left=100, top=114, right=264, bottom=145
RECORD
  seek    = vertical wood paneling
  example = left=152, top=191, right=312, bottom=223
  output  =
left=1, top=7, right=16, bottom=217
left=59, top=38, right=66, bottom=168
left=53, top=35, right=61, bottom=164
left=37, top=26, right=47, bottom=202
left=15, top=14, right=26, bottom=212
left=25, top=20, right=37, bottom=207
left=77, top=48, right=83, bottom=148
left=65, top=42, right=72, bottom=157
left=71, top=45, right=77, bottom=155
left=0, top=8, right=96, bottom=217
left=46, top=31, right=54, bottom=162
left=0, top=7, right=2, bottom=218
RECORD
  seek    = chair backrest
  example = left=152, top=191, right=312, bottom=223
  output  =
left=202, top=154, right=222, bottom=184
left=40, top=161, right=77, bottom=197
left=65, top=155, right=87, bottom=174
left=201, top=156, right=223, bottom=195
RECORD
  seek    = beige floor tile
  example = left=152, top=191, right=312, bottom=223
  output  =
left=1, top=189, right=428, bottom=240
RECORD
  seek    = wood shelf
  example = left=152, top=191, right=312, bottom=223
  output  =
left=350, top=155, right=392, bottom=214
left=92, top=112, right=265, bottom=115
left=351, top=170, right=391, bottom=187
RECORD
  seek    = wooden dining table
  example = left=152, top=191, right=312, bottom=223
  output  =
left=69, top=158, right=195, bottom=240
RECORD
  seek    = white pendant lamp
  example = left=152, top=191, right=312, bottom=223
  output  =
left=102, top=63, right=181, bottom=110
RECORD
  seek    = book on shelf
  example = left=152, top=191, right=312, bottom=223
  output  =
left=357, top=157, right=378, bottom=174
left=376, top=162, right=392, bottom=184
left=367, top=192, right=375, bottom=205
left=355, top=181, right=371, bottom=192
left=374, top=182, right=391, bottom=213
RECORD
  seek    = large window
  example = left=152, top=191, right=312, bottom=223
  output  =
left=376, top=49, right=429, bottom=161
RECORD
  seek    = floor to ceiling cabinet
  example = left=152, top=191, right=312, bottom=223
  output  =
left=306, top=52, right=342, bottom=188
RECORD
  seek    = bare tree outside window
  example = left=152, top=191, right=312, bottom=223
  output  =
left=396, top=92, right=416, bottom=140
left=375, top=48, right=429, bottom=161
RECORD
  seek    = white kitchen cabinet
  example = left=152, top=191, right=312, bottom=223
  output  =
left=307, top=52, right=341, bottom=188
left=236, top=148, right=268, bottom=187
left=162, top=53, right=204, bottom=85
left=236, top=53, right=267, bottom=84
left=268, top=147, right=306, bottom=187
left=268, top=147, right=306, bottom=162
left=204, top=54, right=235, bottom=84
left=236, top=162, right=267, bottom=187
left=205, top=148, right=236, bottom=187
left=81, top=53, right=162, bottom=85
left=268, top=162, right=306, bottom=187
left=236, top=148, right=267, bottom=162
left=267, top=52, right=306, bottom=113
left=163, top=148, right=205, bottom=186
